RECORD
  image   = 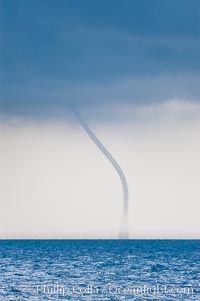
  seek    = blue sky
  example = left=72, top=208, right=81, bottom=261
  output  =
left=1, top=0, right=200, bottom=117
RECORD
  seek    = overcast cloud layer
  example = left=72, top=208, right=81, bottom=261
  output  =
left=1, top=0, right=200, bottom=116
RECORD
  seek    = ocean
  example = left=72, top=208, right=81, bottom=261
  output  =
left=0, top=240, right=199, bottom=300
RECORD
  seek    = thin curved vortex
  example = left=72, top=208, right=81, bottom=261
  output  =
left=72, top=108, right=129, bottom=239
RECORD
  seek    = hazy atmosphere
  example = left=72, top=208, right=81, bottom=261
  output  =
left=1, top=100, right=200, bottom=238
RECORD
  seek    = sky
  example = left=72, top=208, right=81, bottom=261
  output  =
left=1, top=0, right=200, bottom=238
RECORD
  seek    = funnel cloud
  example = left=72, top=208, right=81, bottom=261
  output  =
left=72, top=109, right=129, bottom=239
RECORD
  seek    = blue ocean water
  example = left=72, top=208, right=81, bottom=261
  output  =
left=0, top=240, right=199, bottom=300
